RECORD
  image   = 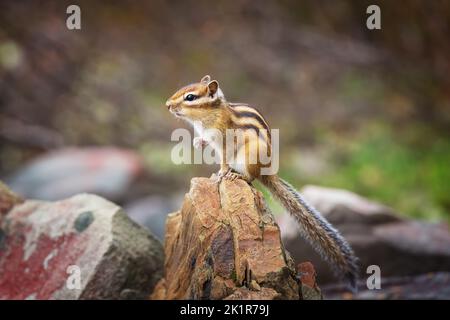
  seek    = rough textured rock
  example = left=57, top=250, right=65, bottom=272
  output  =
left=223, top=287, right=280, bottom=300
left=6, top=147, right=144, bottom=202
left=0, top=184, right=164, bottom=300
left=301, top=185, right=403, bottom=225
left=298, top=262, right=322, bottom=300
left=279, top=185, right=450, bottom=285
left=151, top=176, right=305, bottom=300
left=0, top=181, right=23, bottom=221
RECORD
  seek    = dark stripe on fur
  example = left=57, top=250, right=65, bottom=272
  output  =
left=229, top=105, right=271, bottom=139
left=232, top=111, right=270, bottom=132
left=239, top=125, right=269, bottom=142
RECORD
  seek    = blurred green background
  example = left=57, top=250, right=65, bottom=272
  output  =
left=0, top=0, right=449, bottom=223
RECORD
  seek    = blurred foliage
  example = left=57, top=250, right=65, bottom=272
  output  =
left=279, top=122, right=450, bottom=222
left=0, top=0, right=448, bottom=222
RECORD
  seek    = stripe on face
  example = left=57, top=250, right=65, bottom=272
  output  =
left=182, top=95, right=217, bottom=108
left=168, top=83, right=208, bottom=103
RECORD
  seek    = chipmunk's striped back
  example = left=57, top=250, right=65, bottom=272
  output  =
left=228, top=103, right=271, bottom=143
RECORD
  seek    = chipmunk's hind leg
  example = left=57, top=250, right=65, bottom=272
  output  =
left=223, top=169, right=247, bottom=182
left=226, top=138, right=260, bottom=183
left=215, top=167, right=248, bottom=183
left=217, top=163, right=231, bottom=178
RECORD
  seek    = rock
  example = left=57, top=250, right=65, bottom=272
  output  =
left=0, top=181, right=23, bottom=221
left=151, top=176, right=311, bottom=300
left=279, top=185, right=450, bottom=285
left=298, top=262, right=322, bottom=300
left=6, top=147, right=144, bottom=202
left=224, top=287, right=280, bottom=300
left=301, top=185, right=402, bottom=225
left=124, top=195, right=181, bottom=241
left=322, top=272, right=450, bottom=300
left=150, top=278, right=167, bottom=300
left=0, top=188, right=164, bottom=299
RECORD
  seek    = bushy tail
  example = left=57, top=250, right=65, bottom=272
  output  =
left=261, top=175, right=359, bottom=292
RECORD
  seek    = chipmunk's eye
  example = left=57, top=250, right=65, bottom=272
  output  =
left=184, top=94, right=197, bottom=101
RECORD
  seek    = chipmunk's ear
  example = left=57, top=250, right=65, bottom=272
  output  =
left=207, top=80, right=219, bottom=96
left=200, top=75, right=211, bottom=84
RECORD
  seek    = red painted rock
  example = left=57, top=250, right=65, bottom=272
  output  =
left=7, top=147, right=144, bottom=202
left=0, top=192, right=163, bottom=300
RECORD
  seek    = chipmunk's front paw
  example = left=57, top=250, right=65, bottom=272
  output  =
left=193, top=137, right=208, bottom=149
left=214, top=167, right=230, bottom=183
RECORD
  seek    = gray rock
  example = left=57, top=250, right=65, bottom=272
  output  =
left=301, top=185, right=402, bottom=225
left=0, top=193, right=163, bottom=299
left=278, top=185, right=450, bottom=285
left=6, top=147, right=144, bottom=202
left=124, top=193, right=184, bottom=241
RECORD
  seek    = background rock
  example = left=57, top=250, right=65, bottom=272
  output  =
left=279, top=185, right=450, bottom=285
left=124, top=194, right=182, bottom=241
left=0, top=184, right=164, bottom=300
left=151, top=176, right=309, bottom=300
left=301, top=185, right=403, bottom=225
left=322, top=272, right=450, bottom=300
left=6, top=147, right=144, bottom=202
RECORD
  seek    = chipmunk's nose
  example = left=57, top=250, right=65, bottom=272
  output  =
left=165, top=100, right=171, bottom=109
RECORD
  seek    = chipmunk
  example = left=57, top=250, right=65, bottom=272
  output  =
left=166, top=75, right=359, bottom=292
